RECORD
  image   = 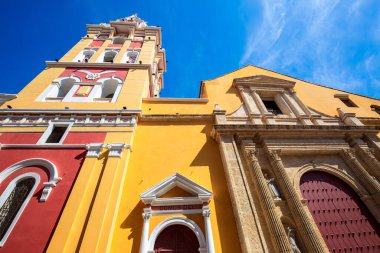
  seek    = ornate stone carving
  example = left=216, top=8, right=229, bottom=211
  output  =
left=287, top=227, right=302, bottom=253
left=267, top=149, right=282, bottom=161
left=265, top=175, right=282, bottom=200
left=86, top=143, right=105, bottom=158
left=107, top=143, right=128, bottom=157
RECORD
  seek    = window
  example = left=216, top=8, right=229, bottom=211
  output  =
left=103, top=50, right=118, bottom=63
left=262, top=99, right=283, bottom=115
left=112, top=37, right=127, bottom=45
left=339, top=98, right=357, bottom=107
left=74, top=49, right=97, bottom=62
left=122, top=50, right=139, bottom=63
left=371, top=105, right=380, bottom=115
left=0, top=178, right=35, bottom=241
left=0, top=173, right=39, bottom=246
left=45, top=126, right=68, bottom=143
left=334, top=94, right=357, bottom=107
left=97, top=33, right=110, bottom=39
left=37, top=121, right=73, bottom=144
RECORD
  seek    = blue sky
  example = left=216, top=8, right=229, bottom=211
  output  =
left=1, top=0, right=379, bottom=99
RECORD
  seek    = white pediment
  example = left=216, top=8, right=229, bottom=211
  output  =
left=140, top=173, right=212, bottom=205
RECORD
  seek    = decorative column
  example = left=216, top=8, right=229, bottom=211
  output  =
left=243, top=148, right=293, bottom=253
left=265, top=148, right=326, bottom=253
left=202, top=207, right=215, bottom=253
left=355, top=147, right=380, bottom=180
left=140, top=210, right=151, bottom=253
left=340, top=148, right=380, bottom=204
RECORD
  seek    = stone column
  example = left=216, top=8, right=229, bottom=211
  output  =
left=139, top=211, right=151, bottom=253
left=202, top=208, right=215, bottom=253
left=265, top=148, right=326, bottom=253
left=355, top=147, right=380, bottom=180
left=243, top=148, right=293, bottom=253
left=340, top=148, right=380, bottom=204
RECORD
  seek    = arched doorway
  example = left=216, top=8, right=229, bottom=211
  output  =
left=300, top=171, right=380, bottom=252
left=154, top=225, right=200, bottom=253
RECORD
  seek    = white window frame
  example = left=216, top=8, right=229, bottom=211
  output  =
left=121, top=49, right=140, bottom=63
left=0, top=172, right=40, bottom=247
left=96, top=49, right=119, bottom=63
left=37, top=120, right=74, bottom=144
left=73, top=48, right=97, bottom=62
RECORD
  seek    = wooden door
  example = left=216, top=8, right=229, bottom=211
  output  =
left=301, top=171, right=380, bottom=253
left=154, top=225, right=200, bottom=253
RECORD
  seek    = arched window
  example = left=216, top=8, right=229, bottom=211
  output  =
left=57, top=78, right=76, bottom=97
left=74, top=49, right=97, bottom=63
left=0, top=173, right=39, bottom=246
left=300, top=171, right=380, bottom=252
left=103, top=50, right=118, bottom=63
left=112, top=37, right=127, bottom=45
left=122, top=50, right=139, bottom=63
left=101, top=79, right=119, bottom=100
left=41, top=77, right=79, bottom=101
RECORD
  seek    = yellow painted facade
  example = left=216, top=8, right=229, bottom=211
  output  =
left=1, top=14, right=380, bottom=253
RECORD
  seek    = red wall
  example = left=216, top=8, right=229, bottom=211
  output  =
left=0, top=132, right=106, bottom=253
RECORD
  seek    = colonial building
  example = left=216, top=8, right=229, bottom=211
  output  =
left=0, top=15, right=379, bottom=253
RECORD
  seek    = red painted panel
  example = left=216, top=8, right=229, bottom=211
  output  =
left=63, top=132, right=106, bottom=144
left=0, top=133, right=42, bottom=144
left=154, top=225, right=199, bottom=253
left=108, top=44, right=122, bottom=48
left=0, top=132, right=106, bottom=145
left=59, top=68, right=128, bottom=83
left=0, top=148, right=87, bottom=253
left=89, top=40, right=104, bottom=47
left=130, top=41, right=143, bottom=48
left=300, top=171, right=380, bottom=253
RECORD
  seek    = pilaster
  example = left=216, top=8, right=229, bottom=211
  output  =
left=242, top=145, right=292, bottom=253
left=340, top=148, right=380, bottom=205
left=265, top=148, right=327, bottom=253
left=79, top=144, right=130, bottom=253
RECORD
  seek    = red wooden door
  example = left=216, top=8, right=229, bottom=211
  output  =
left=154, top=225, right=199, bottom=253
left=300, top=171, right=380, bottom=253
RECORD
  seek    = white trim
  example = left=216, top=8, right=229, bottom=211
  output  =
left=0, top=158, right=62, bottom=202
left=37, top=120, right=74, bottom=144
left=146, top=217, right=207, bottom=253
left=0, top=172, right=40, bottom=247
left=140, top=173, right=212, bottom=205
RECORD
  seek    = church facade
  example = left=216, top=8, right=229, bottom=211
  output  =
left=0, top=15, right=379, bottom=253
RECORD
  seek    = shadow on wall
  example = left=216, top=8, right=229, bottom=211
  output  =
left=120, top=201, right=145, bottom=253
left=190, top=124, right=242, bottom=253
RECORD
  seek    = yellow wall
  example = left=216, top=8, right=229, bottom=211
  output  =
left=141, top=65, right=380, bottom=119
left=110, top=122, right=241, bottom=253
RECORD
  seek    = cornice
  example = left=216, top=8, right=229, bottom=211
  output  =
left=45, top=61, right=151, bottom=69
left=139, top=114, right=212, bottom=122
left=0, top=109, right=141, bottom=114
left=214, top=124, right=380, bottom=133
left=0, top=144, right=87, bottom=149
left=143, top=98, right=208, bottom=103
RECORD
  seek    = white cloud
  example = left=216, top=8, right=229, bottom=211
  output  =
left=240, top=0, right=380, bottom=98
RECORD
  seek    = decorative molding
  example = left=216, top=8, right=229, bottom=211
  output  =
left=0, top=114, right=137, bottom=127
left=107, top=143, right=129, bottom=157
left=0, top=158, right=62, bottom=202
left=140, top=173, right=212, bottom=208
left=86, top=143, right=105, bottom=157
left=0, top=144, right=87, bottom=149
left=0, top=109, right=141, bottom=114
left=45, top=61, right=151, bottom=69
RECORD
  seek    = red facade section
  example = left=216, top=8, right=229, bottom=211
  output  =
left=154, top=225, right=199, bottom=253
left=300, top=171, right=380, bottom=253
left=89, top=40, right=104, bottom=47
left=0, top=132, right=106, bottom=253
left=59, top=68, right=128, bottom=83
left=130, top=41, right=143, bottom=48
